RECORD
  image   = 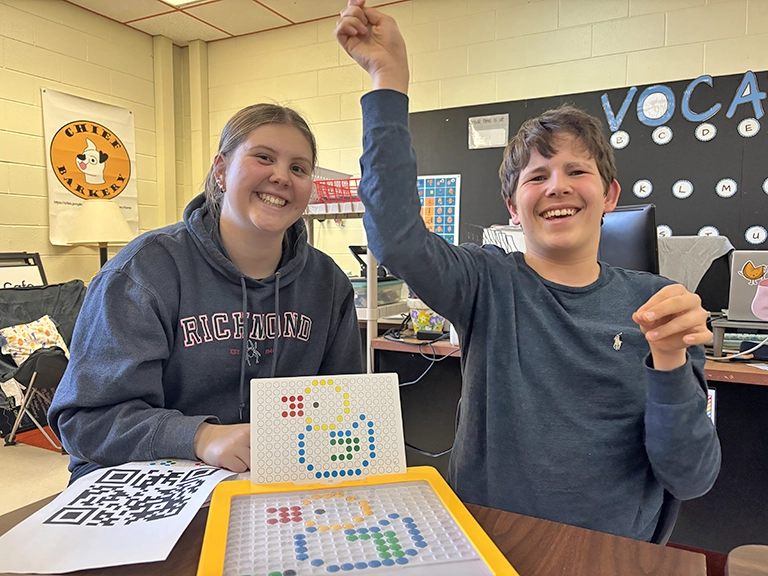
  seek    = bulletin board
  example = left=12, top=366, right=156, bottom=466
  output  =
left=409, top=70, right=768, bottom=250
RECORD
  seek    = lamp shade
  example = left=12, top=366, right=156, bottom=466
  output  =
left=67, top=199, right=135, bottom=246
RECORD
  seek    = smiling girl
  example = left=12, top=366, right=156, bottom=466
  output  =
left=50, top=104, right=363, bottom=483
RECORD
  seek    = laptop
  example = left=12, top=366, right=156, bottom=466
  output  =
left=727, top=250, right=768, bottom=321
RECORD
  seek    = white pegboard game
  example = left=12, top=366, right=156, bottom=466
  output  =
left=251, top=373, right=406, bottom=484
left=221, top=481, right=493, bottom=576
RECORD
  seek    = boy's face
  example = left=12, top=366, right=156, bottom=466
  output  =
left=506, top=133, right=620, bottom=261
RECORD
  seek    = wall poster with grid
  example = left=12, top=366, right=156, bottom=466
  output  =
left=417, top=175, right=460, bottom=246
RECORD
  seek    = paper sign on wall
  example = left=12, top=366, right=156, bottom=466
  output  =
left=42, top=89, right=139, bottom=246
left=468, top=114, right=509, bottom=149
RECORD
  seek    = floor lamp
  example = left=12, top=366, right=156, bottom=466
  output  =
left=67, top=199, right=135, bottom=268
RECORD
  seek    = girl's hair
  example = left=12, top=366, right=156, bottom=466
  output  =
left=204, top=103, right=318, bottom=218
left=499, top=103, right=617, bottom=205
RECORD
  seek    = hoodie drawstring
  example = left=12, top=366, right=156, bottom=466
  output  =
left=237, top=272, right=282, bottom=421
left=238, top=276, right=248, bottom=421
left=271, top=271, right=281, bottom=378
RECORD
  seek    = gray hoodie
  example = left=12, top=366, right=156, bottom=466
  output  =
left=49, top=193, right=362, bottom=477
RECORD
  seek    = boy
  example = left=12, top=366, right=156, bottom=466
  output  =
left=335, top=0, right=720, bottom=541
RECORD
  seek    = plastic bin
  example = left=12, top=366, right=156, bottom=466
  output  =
left=350, top=278, right=405, bottom=309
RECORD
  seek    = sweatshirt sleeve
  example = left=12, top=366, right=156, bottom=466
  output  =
left=359, top=90, right=481, bottom=328
left=318, top=280, right=363, bottom=375
left=644, top=345, right=722, bottom=500
left=48, top=269, right=216, bottom=466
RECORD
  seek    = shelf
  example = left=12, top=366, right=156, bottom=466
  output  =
left=304, top=212, right=364, bottom=220
left=355, top=302, right=408, bottom=321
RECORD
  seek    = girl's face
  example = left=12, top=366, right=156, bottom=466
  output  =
left=216, top=123, right=314, bottom=241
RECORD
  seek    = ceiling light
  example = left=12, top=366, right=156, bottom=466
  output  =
left=162, top=0, right=209, bottom=7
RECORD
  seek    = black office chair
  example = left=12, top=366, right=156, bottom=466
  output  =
left=650, top=490, right=681, bottom=545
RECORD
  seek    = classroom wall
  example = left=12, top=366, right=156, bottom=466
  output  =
left=207, top=0, right=768, bottom=274
left=0, top=0, right=157, bottom=284
left=2, top=0, right=767, bottom=282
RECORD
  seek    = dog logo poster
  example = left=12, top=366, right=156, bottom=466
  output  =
left=42, top=89, right=138, bottom=245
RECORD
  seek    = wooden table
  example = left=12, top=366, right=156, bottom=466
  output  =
left=372, top=335, right=768, bottom=389
left=0, top=495, right=706, bottom=576
left=704, top=360, right=768, bottom=387
left=727, top=545, right=768, bottom=576
left=371, top=335, right=460, bottom=357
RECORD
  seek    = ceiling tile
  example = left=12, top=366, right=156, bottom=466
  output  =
left=65, top=0, right=173, bottom=23
left=186, top=0, right=290, bottom=36
left=66, top=0, right=406, bottom=45
left=259, top=0, right=394, bottom=23
left=128, top=11, right=230, bottom=44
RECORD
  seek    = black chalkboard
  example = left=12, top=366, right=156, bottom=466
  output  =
left=409, top=70, right=768, bottom=250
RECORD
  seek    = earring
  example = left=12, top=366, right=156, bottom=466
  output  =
left=216, top=178, right=226, bottom=192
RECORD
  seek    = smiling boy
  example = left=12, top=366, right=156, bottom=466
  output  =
left=335, top=0, right=721, bottom=541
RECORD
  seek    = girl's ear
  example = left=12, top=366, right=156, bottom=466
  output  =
left=212, top=153, right=226, bottom=182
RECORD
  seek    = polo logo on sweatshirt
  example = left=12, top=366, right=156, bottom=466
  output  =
left=613, top=332, right=623, bottom=351
left=179, top=311, right=313, bottom=348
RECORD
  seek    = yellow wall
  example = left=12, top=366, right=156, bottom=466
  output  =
left=2, top=0, right=768, bottom=281
left=0, top=0, right=157, bottom=283
left=205, top=0, right=768, bottom=274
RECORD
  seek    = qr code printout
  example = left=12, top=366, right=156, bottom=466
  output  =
left=44, top=467, right=219, bottom=527
left=0, top=464, right=232, bottom=574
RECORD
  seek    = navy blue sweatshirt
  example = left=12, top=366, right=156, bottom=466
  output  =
left=358, top=89, right=720, bottom=541
left=49, top=193, right=362, bottom=476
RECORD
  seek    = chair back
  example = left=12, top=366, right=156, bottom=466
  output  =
left=0, top=279, right=86, bottom=381
left=599, top=204, right=659, bottom=274
left=651, top=490, right=681, bottom=545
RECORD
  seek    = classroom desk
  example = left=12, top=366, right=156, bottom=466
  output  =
left=726, top=545, right=768, bottom=576
left=704, top=360, right=768, bottom=386
left=0, top=494, right=706, bottom=576
left=371, top=334, right=768, bottom=385
left=371, top=336, right=768, bottom=554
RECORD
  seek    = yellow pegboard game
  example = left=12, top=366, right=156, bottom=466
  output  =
left=198, top=373, right=518, bottom=574
left=198, top=467, right=518, bottom=575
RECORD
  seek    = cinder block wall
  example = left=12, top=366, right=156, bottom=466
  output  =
left=0, top=0, right=157, bottom=283
left=207, top=0, right=768, bottom=274
left=2, top=0, right=767, bottom=281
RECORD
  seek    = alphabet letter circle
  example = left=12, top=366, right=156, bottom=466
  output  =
left=672, top=180, right=693, bottom=199
left=715, top=178, right=737, bottom=198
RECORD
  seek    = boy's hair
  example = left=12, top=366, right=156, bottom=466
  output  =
left=499, top=104, right=616, bottom=205
left=204, top=103, right=317, bottom=219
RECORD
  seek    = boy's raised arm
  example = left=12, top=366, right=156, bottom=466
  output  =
left=334, top=0, right=479, bottom=323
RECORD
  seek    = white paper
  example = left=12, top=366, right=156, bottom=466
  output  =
left=0, top=464, right=232, bottom=574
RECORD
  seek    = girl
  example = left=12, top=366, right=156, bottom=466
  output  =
left=50, top=104, right=363, bottom=482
